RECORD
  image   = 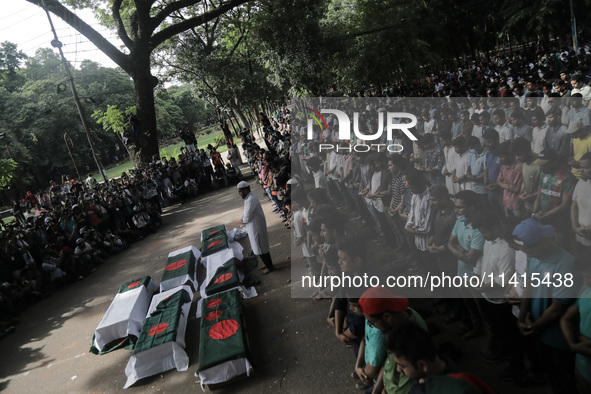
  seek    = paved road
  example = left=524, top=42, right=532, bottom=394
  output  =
left=0, top=175, right=546, bottom=394
left=0, top=179, right=353, bottom=394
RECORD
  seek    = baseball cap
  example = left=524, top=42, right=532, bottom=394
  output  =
left=359, top=287, right=408, bottom=315
left=75, top=238, right=85, bottom=245
left=512, top=218, right=555, bottom=246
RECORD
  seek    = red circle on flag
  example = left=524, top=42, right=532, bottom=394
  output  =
left=127, top=281, right=141, bottom=289
left=207, top=239, right=223, bottom=248
left=148, top=323, right=169, bottom=336
left=214, top=273, right=233, bottom=284
left=165, top=259, right=187, bottom=271
left=205, top=310, right=222, bottom=321
left=206, top=298, right=222, bottom=308
left=208, top=319, right=239, bottom=340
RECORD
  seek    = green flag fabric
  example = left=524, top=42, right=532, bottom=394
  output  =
left=202, top=225, right=227, bottom=242
left=161, top=251, right=196, bottom=284
left=133, top=289, right=192, bottom=354
left=118, top=276, right=153, bottom=294
left=198, top=289, right=248, bottom=372
left=201, top=234, right=230, bottom=257
left=204, top=262, right=240, bottom=296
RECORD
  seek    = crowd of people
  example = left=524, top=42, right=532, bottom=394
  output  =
left=287, top=47, right=591, bottom=393
left=3, top=43, right=591, bottom=392
left=0, top=135, right=250, bottom=339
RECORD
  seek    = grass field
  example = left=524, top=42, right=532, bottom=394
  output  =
left=94, top=126, right=230, bottom=181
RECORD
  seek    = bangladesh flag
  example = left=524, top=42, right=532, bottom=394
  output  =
left=201, top=234, right=229, bottom=257
left=161, top=250, right=197, bottom=291
left=204, top=262, right=240, bottom=296
left=133, top=289, right=192, bottom=354
left=201, top=225, right=227, bottom=242
left=198, top=290, right=248, bottom=373
left=200, top=289, right=243, bottom=328
left=119, top=276, right=154, bottom=294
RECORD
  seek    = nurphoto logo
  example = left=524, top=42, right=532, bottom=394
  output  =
left=305, top=107, right=418, bottom=152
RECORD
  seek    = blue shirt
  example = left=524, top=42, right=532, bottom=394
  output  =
left=452, top=217, right=484, bottom=277
left=527, top=246, right=577, bottom=349
left=468, top=151, right=487, bottom=194
left=364, top=321, right=387, bottom=375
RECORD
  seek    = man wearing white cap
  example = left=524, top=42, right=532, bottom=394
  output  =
left=237, top=181, right=274, bottom=274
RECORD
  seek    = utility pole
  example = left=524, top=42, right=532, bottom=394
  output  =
left=40, top=0, right=108, bottom=183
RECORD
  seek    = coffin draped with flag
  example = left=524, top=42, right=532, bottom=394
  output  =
left=123, top=285, right=193, bottom=388
left=91, top=276, right=158, bottom=355
left=196, top=289, right=252, bottom=387
left=160, top=246, right=200, bottom=292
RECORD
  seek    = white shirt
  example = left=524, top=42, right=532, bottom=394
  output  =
left=531, top=124, right=548, bottom=155
left=406, top=187, right=432, bottom=251
left=293, top=209, right=312, bottom=257
left=495, top=122, right=514, bottom=143
left=242, top=191, right=269, bottom=255
left=480, top=238, right=515, bottom=303
left=453, top=151, right=472, bottom=192
left=573, top=178, right=591, bottom=246
left=368, top=171, right=385, bottom=212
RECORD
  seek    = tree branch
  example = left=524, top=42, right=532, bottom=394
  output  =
left=151, top=0, right=253, bottom=49
left=112, top=0, right=134, bottom=48
left=151, top=0, right=203, bottom=29
left=26, top=0, right=130, bottom=72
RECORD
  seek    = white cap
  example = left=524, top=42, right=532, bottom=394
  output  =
left=237, top=181, right=250, bottom=189
left=286, top=178, right=298, bottom=185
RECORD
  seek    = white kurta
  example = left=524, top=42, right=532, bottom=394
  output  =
left=241, top=191, right=270, bottom=255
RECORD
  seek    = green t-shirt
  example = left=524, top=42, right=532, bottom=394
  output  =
left=383, top=308, right=428, bottom=394
left=538, top=168, right=577, bottom=213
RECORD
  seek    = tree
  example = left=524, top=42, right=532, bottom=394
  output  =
left=156, top=1, right=286, bottom=130
left=0, top=159, right=18, bottom=190
left=26, top=0, right=253, bottom=165
left=0, top=41, right=27, bottom=93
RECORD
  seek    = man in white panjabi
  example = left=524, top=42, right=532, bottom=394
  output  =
left=237, top=181, right=274, bottom=274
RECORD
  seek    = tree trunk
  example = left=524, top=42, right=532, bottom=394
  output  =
left=229, top=100, right=250, bottom=131
left=130, top=52, right=160, bottom=164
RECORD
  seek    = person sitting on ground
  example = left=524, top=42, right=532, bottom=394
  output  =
left=350, top=296, right=388, bottom=392
left=328, top=239, right=369, bottom=359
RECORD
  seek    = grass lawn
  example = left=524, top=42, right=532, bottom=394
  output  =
left=93, top=126, right=230, bottom=181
